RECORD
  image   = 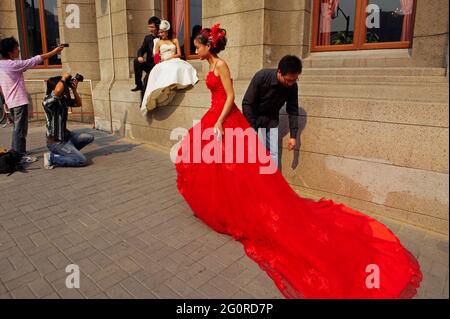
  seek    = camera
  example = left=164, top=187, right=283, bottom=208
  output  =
left=66, top=73, right=84, bottom=89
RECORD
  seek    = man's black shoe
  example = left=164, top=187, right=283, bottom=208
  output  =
left=131, top=86, right=143, bottom=92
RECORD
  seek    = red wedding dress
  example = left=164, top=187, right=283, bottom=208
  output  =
left=175, top=70, right=422, bottom=299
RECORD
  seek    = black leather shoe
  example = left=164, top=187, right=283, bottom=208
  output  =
left=131, top=86, right=143, bottom=92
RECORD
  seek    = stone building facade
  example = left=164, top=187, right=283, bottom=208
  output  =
left=0, top=0, right=449, bottom=234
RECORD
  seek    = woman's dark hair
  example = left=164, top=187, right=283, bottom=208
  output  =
left=278, top=55, right=302, bottom=75
left=148, top=16, right=161, bottom=28
left=191, top=25, right=202, bottom=38
left=196, top=25, right=227, bottom=54
left=46, top=76, right=62, bottom=95
left=0, top=37, right=19, bottom=59
left=161, top=29, right=174, bottom=41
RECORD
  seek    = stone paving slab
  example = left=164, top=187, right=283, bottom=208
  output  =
left=0, top=122, right=448, bottom=299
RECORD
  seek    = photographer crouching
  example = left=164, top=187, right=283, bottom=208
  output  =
left=42, top=72, right=94, bottom=169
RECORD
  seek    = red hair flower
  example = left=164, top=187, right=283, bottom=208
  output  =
left=210, top=23, right=226, bottom=48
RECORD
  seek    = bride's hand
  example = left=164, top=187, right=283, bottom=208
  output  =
left=214, top=122, right=224, bottom=141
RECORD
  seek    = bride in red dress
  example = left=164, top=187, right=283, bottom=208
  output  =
left=175, top=24, right=422, bottom=299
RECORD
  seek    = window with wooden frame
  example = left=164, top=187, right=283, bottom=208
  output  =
left=311, top=0, right=416, bottom=52
left=162, top=0, right=202, bottom=60
left=15, top=0, right=61, bottom=68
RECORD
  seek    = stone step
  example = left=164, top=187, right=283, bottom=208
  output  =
left=117, top=97, right=449, bottom=174
left=299, top=82, right=449, bottom=102
left=302, top=57, right=412, bottom=68
left=293, top=96, right=449, bottom=128
left=184, top=79, right=449, bottom=103
left=302, top=67, right=447, bottom=77
left=196, top=68, right=448, bottom=82
left=194, top=71, right=448, bottom=83
left=301, top=50, right=413, bottom=68
left=143, top=86, right=449, bottom=128
left=121, top=71, right=450, bottom=107
left=299, top=75, right=447, bottom=83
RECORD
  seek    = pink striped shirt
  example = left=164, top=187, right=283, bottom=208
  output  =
left=0, top=55, right=43, bottom=109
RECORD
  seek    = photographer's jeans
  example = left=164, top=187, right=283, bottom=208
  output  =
left=10, top=104, right=29, bottom=157
left=258, top=128, right=279, bottom=168
left=47, top=132, right=94, bottom=167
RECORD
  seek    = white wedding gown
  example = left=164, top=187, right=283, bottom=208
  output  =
left=141, top=43, right=199, bottom=114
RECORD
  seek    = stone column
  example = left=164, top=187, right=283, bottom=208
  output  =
left=93, top=0, right=161, bottom=82
left=410, top=0, right=449, bottom=67
left=54, top=0, right=101, bottom=123
left=126, top=0, right=163, bottom=78
left=446, top=38, right=449, bottom=80
left=262, top=0, right=311, bottom=69
left=92, top=0, right=161, bottom=132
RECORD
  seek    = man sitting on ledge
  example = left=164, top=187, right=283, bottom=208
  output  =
left=131, top=16, right=161, bottom=96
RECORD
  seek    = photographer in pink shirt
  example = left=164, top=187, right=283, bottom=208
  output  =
left=0, top=37, right=64, bottom=163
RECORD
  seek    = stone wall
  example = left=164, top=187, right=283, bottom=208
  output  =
left=0, top=0, right=19, bottom=40
left=410, top=0, right=449, bottom=67
left=1, top=0, right=98, bottom=123
left=262, top=0, right=311, bottom=69
left=92, top=0, right=162, bottom=133
left=202, top=0, right=265, bottom=79
left=58, top=0, right=101, bottom=81
left=201, top=0, right=311, bottom=76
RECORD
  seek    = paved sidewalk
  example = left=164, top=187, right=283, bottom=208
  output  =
left=0, top=122, right=448, bottom=299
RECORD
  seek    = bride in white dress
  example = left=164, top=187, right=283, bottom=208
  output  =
left=141, top=20, right=199, bottom=114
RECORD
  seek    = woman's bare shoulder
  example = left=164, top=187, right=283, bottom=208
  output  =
left=217, top=59, right=227, bottom=67
left=216, top=59, right=231, bottom=74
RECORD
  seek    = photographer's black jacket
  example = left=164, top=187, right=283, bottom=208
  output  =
left=42, top=93, right=77, bottom=143
left=242, top=69, right=299, bottom=139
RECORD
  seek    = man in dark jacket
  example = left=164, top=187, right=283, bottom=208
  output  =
left=242, top=55, right=302, bottom=168
left=131, top=16, right=161, bottom=93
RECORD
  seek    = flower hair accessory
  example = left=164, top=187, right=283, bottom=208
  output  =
left=160, top=20, right=171, bottom=32
left=209, top=23, right=226, bottom=48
